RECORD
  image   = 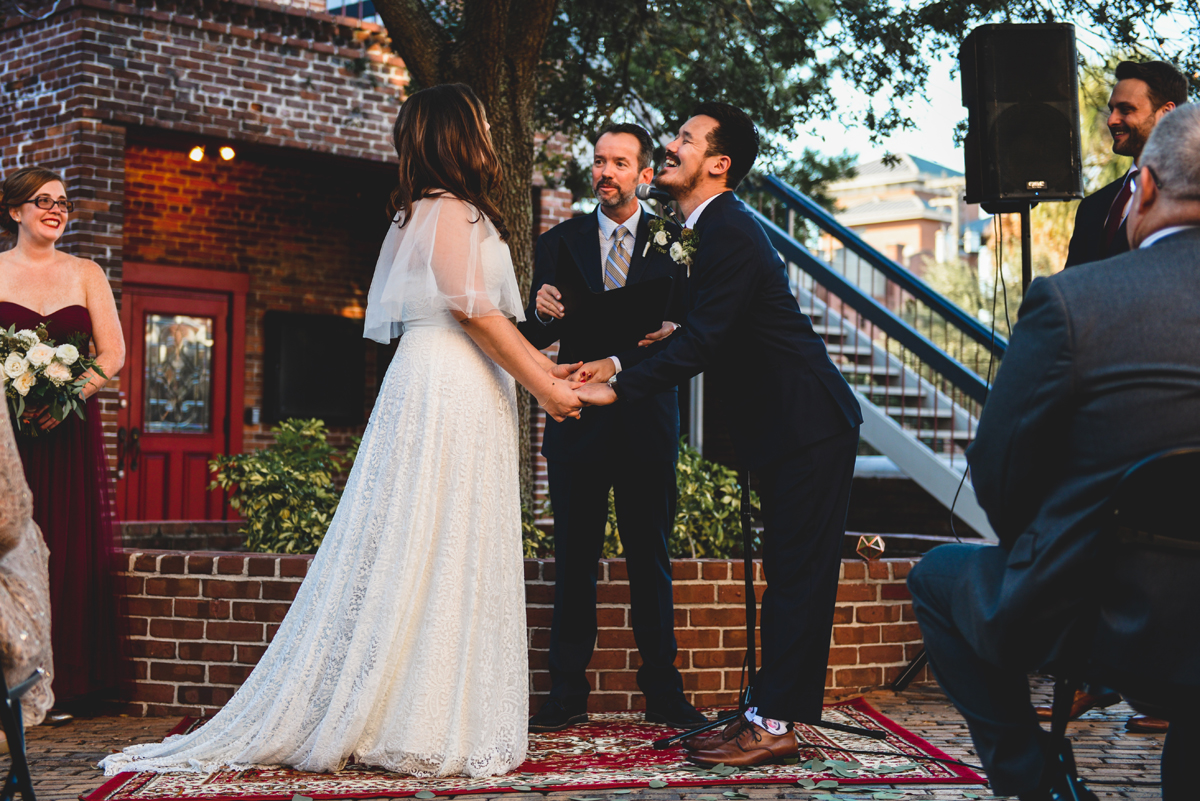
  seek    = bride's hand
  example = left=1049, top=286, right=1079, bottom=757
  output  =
left=539, top=380, right=583, bottom=422
left=548, top=361, right=582, bottom=380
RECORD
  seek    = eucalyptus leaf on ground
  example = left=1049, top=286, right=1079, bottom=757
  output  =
left=413, top=792, right=436, bottom=799
left=648, top=780, right=668, bottom=788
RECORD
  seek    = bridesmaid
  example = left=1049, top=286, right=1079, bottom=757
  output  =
left=0, top=166, right=126, bottom=713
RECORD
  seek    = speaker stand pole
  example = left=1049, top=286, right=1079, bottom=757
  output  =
left=1020, top=204, right=1033, bottom=293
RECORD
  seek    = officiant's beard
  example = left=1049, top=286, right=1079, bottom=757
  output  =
left=594, top=180, right=635, bottom=208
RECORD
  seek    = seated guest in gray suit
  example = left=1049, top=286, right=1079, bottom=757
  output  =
left=908, top=103, right=1200, bottom=801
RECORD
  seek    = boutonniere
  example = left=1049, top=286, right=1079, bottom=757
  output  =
left=643, top=218, right=699, bottom=276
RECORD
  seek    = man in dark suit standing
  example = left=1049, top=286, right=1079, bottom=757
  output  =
left=575, top=103, right=863, bottom=766
left=520, top=124, right=706, bottom=733
left=1064, top=60, right=1187, bottom=268
left=908, top=104, right=1200, bottom=800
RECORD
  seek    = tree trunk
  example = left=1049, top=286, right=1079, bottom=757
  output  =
left=372, top=0, right=558, bottom=509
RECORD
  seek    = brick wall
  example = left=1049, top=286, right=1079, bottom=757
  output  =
left=117, top=549, right=929, bottom=717
left=1, top=0, right=407, bottom=457
left=123, top=141, right=397, bottom=448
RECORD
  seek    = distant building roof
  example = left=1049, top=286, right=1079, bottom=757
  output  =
left=830, top=153, right=963, bottom=193
left=837, top=195, right=951, bottom=227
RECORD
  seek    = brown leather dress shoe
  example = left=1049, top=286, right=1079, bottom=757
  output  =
left=681, top=718, right=743, bottom=751
left=1034, top=690, right=1121, bottom=721
left=1125, top=714, right=1170, bottom=733
left=686, top=720, right=798, bottom=767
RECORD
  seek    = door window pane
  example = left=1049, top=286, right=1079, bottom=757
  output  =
left=144, top=314, right=214, bottom=434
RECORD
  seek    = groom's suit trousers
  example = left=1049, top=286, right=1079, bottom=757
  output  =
left=751, top=426, right=858, bottom=724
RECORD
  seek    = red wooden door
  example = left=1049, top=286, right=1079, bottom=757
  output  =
left=116, top=287, right=231, bottom=520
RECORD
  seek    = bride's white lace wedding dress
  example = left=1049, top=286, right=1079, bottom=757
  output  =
left=101, top=196, right=529, bottom=778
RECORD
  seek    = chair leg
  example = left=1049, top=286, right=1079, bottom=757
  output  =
left=0, top=670, right=43, bottom=801
left=1049, top=676, right=1081, bottom=740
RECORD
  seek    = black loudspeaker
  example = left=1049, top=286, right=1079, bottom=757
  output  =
left=960, top=23, right=1083, bottom=210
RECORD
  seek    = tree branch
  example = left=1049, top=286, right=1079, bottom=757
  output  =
left=373, top=0, right=450, bottom=87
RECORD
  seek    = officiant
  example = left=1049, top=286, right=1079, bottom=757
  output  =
left=519, top=123, right=705, bottom=733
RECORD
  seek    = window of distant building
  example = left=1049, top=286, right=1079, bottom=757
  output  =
left=325, top=0, right=381, bottom=24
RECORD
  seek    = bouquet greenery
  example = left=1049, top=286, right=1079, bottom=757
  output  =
left=2, top=323, right=105, bottom=436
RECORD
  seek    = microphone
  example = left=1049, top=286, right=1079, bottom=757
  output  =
left=636, top=183, right=683, bottom=226
left=635, top=183, right=673, bottom=203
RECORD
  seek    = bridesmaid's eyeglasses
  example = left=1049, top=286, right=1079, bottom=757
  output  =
left=24, top=196, right=74, bottom=213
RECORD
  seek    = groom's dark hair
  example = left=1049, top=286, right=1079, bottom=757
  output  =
left=690, top=102, right=759, bottom=190
left=597, top=123, right=655, bottom=172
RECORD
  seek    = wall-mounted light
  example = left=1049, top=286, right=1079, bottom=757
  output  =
left=219, top=146, right=236, bottom=161
left=188, top=146, right=205, bottom=162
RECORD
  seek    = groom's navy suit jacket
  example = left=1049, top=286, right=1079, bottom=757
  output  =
left=616, top=191, right=862, bottom=469
left=519, top=208, right=686, bottom=465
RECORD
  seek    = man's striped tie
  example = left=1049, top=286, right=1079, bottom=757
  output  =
left=603, top=225, right=631, bottom=290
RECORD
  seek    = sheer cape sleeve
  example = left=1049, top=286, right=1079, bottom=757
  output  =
left=363, top=196, right=525, bottom=343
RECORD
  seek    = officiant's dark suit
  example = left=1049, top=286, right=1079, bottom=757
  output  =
left=1063, top=171, right=1133, bottom=267
left=907, top=225, right=1200, bottom=795
left=614, top=189, right=864, bottom=724
left=518, top=205, right=689, bottom=712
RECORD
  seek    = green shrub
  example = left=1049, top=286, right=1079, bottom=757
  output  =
left=209, top=419, right=359, bottom=554
left=600, top=438, right=760, bottom=559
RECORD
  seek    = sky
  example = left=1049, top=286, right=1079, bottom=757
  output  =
left=798, top=52, right=968, bottom=174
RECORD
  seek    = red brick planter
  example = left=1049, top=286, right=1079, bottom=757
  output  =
left=117, top=549, right=930, bottom=717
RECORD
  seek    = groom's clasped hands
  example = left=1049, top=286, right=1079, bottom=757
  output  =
left=539, top=320, right=678, bottom=420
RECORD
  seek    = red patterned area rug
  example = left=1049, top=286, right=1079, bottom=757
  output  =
left=86, top=698, right=983, bottom=801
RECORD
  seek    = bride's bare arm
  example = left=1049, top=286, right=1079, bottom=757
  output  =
left=456, top=314, right=581, bottom=421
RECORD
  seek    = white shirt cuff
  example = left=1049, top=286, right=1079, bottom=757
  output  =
left=609, top=356, right=622, bottom=373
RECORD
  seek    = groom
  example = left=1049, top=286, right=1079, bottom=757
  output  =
left=575, top=103, right=863, bottom=766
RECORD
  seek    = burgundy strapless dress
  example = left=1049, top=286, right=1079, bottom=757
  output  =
left=0, top=302, right=124, bottom=705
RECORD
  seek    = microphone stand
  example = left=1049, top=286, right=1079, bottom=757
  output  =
left=652, top=472, right=885, bottom=750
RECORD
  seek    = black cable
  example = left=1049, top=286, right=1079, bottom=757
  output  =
left=794, top=738, right=982, bottom=770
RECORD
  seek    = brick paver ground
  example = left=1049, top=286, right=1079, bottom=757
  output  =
left=21, top=680, right=1163, bottom=801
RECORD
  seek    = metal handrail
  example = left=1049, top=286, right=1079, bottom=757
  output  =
left=756, top=174, right=1008, bottom=357
left=751, top=209, right=993, bottom=406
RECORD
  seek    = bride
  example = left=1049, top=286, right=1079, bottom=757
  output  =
left=100, top=83, right=583, bottom=779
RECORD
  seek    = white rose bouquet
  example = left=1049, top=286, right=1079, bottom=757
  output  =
left=1, top=323, right=107, bottom=437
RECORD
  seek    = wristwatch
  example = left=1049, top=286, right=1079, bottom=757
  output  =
left=606, top=373, right=621, bottom=399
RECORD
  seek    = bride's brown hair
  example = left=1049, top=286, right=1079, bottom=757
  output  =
left=387, top=83, right=508, bottom=240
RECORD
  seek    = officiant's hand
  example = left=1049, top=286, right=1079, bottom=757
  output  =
left=548, top=361, right=583, bottom=380
left=638, top=321, right=680, bottom=347
left=576, top=383, right=617, bottom=407
left=568, top=358, right=616, bottom=384
left=540, top=380, right=584, bottom=422
left=536, top=284, right=566, bottom=320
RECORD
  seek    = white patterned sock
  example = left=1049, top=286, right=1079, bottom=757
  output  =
left=743, top=706, right=789, bottom=736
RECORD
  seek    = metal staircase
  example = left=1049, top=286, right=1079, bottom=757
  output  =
left=742, top=175, right=1008, bottom=540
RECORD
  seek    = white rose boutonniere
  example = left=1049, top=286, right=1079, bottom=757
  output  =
left=12, top=371, right=36, bottom=397
left=55, top=343, right=80, bottom=366
left=647, top=217, right=699, bottom=276
left=4, top=353, right=28, bottom=380
left=26, top=343, right=55, bottom=368
left=44, top=361, right=72, bottom=386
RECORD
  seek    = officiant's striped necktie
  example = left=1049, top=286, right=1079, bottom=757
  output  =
left=604, top=225, right=631, bottom=290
